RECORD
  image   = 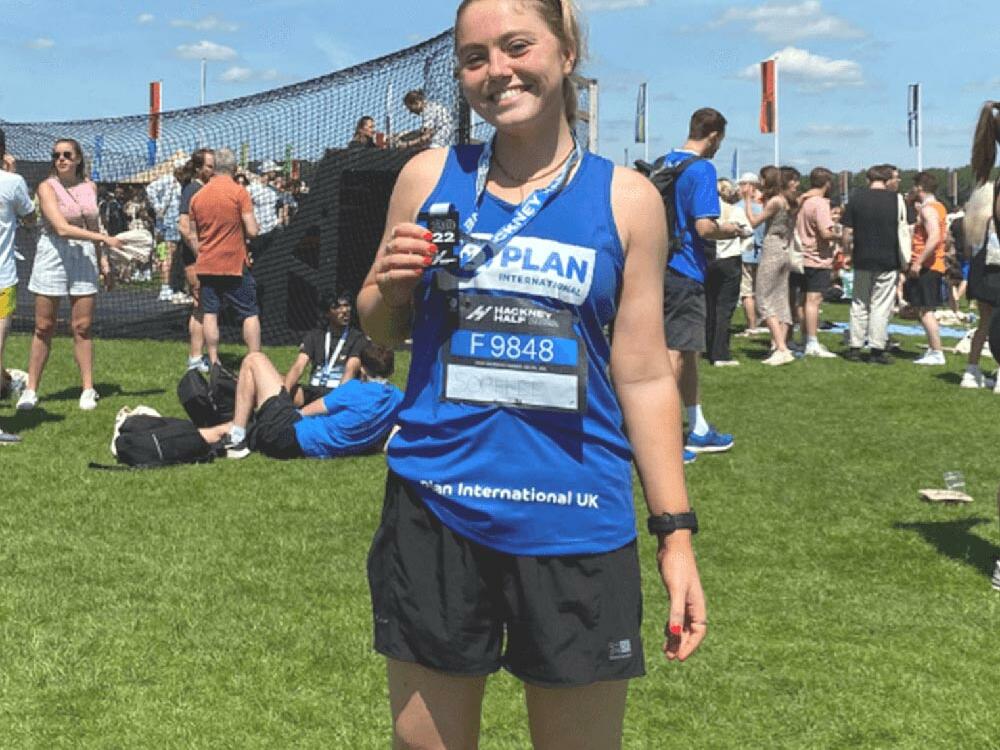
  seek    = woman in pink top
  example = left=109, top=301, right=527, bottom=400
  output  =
left=17, top=138, right=123, bottom=412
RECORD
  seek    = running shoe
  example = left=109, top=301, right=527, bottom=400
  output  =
left=0, top=430, right=21, bottom=445
left=685, top=426, right=734, bottom=453
left=914, top=350, right=946, bottom=366
left=222, top=434, right=250, bottom=459
left=16, top=388, right=37, bottom=410
left=992, top=559, right=1000, bottom=591
left=187, top=355, right=211, bottom=374
left=712, top=360, right=740, bottom=367
left=762, top=349, right=795, bottom=366
left=804, top=342, right=837, bottom=359
left=683, top=448, right=697, bottom=465
left=960, top=369, right=994, bottom=389
left=79, top=388, right=99, bottom=411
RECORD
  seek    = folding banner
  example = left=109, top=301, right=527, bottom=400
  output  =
left=760, top=61, right=776, bottom=134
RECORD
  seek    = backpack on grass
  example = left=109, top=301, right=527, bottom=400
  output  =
left=634, top=155, right=703, bottom=258
left=177, top=363, right=237, bottom=427
left=114, top=415, right=218, bottom=468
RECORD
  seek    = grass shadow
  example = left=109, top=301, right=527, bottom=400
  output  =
left=41, top=383, right=166, bottom=402
left=894, top=517, right=1000, bottom=579
left=934, top=372, right=963, bottom=385
left=7, top=408, right=66, bottom=431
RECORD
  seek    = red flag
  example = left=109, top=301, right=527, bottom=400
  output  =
left=148, top=81, right=162, bottom=140
left=759, top=61, right=776, bottom=134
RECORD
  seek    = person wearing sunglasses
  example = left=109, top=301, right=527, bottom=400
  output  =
left=17, top=138, right=123, bottom=412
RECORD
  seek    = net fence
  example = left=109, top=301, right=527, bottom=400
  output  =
left=3, top=30, right=597, bottom=345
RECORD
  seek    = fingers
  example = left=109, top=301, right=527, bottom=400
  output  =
left=661, top=556, right=707, bottom=663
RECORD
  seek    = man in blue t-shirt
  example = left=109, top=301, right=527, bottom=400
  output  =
left=200, top=343, right=403, bottom=459
left=657, top=108, right=745, bottom=462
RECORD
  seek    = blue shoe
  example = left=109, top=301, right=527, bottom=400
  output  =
left=685, top=426, right=734, bottom=453
left=683, top=448, right=697, bottom=465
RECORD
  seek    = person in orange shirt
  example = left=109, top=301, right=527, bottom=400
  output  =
left=188, top=148, right=260, bottom=365
left=905, top=171, right=948, bottom=365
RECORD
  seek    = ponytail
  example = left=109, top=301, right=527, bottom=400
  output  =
left=971, top=101, right=1000, bottom=185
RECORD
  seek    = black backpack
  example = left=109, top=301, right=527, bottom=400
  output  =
left=114, top=415, right=218, bottom=468
left=177, top=364, right=237, bottom=427
left=635, top=155, right=703, bottom=258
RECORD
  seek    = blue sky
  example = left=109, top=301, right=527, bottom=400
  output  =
left=2, top=0, right=997, bottom=173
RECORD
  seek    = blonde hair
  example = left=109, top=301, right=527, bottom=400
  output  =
left=455, top=0, right=585, bottom=126
left=717, top=178, right=736, bottom=202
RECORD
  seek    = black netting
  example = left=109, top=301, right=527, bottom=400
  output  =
left=3, top=30, right=596, bottom=344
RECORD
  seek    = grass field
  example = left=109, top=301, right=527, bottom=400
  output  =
left=1, top=308, right=999, bottom=749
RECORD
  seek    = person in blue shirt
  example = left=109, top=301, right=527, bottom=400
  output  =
left=659, top=108, right=745, bottom=463
left=357, top=0, right=706, bottom=747
left=203, top=342, right=403, bottom=459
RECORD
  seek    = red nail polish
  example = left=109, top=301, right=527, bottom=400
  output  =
left=423, top=231, right=433, bottom=241
left=669, top=624, right=682, bottom=636
left=427, top=244, right=438, bottom=255
left=423, top=256, right=433, bottom=266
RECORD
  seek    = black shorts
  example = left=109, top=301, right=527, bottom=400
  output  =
left=247, top=389, right=304, bottom=459
left=290, top=383, right=327, bottom=406
left=663, top=269, right=706, bottom=352
left=368, top=472, right=646, bottom=688
left=904, top=269, right=944, bottom=309
left=790, top=267, right=831, bottom=296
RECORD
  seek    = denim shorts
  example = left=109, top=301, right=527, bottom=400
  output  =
left=197, top=268, right=259, bottom=321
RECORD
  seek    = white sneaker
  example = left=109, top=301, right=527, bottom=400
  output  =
left=914, top=350, right=946, bottom=366
left=79, top=388, right=99, bottom=410
left=187, top=355, right=210, bottom=374
left=762, top=349, right=795, bottom=366
left=713, top=360, right=741, bottom=367
left=15, top=388, right=37, bottom=410
left=960, top=369, right=988, bottom=389
left=804, top=342, right=837, bottom=359
left=158, top=286, right=173, bottom=301
left=7, top=369, right=27, bottom=399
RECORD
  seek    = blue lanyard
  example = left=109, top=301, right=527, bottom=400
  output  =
left=463, top=134, right=583, bottom=254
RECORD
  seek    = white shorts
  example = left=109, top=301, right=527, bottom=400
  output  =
left=28, top=233, right=99, bottom=297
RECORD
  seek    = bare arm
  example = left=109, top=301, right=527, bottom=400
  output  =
left=911, top=204, right=941, bottom=269
left=609, top=166, right=705, bottom=662
left=339, top=356, right=362, bottom=385
left=300, top=396, right=329, bottom=417
left=745, top=197, right=781, bottom=228
left=282, top=352, right=311, bottom=391
left=37, top=181, right=121, bottom=248
left=178, top=213, right=199, bottom=255
left=357, top=148, right=449, bottom=347
left=694, top=216, right=743, bottom=241
left=242, top=210, right=258, bottom=239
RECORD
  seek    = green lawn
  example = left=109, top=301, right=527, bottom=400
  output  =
left=1, top=311, right=998, bottom=749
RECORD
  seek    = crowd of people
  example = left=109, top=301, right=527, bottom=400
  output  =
left=2, top=0, right=1000, bottom=742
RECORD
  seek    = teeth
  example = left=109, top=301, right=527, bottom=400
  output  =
left=494, top=87, right=525, bottom=102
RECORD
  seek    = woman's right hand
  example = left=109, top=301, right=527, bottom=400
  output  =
left=375, top=222, right=437, bottom=308
left=104, top=235, right=124, bottom=250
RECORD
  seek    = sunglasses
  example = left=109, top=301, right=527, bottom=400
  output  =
left=52, top=150, right=76, bottom=161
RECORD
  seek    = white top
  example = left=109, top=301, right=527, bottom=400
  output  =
left=716, top=201, right=754, bottom=259
left=423, top=101, right=455, bottom=149
left=248, top=180, right=279, bottom=235
left=0, top=171, right=34, bottom=289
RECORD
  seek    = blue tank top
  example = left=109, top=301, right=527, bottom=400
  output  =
left=387, top=145, right=636, bottom=556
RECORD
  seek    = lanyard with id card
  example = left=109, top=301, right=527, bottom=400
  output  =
left=420, top=136, right=588, bottom=413
left=310, top=328, right=349, bottom=389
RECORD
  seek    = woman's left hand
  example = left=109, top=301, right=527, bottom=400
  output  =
left=658, top=539, right=707, bottom=662
left=99, top=257, right=113, bottom=291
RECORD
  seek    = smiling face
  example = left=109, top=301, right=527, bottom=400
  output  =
left=455, top=0, right=575, bottom=135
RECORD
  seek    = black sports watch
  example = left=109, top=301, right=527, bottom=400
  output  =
left=647, top=510, right=698, bottom=536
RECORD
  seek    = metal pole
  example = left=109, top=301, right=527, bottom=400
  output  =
left=589, top=79, right=599, bottom=154
left=773, top=56, right=780, bottom=165
left=200, top=59, right=206, bottom=106
left=644, top=84, right=649, bottom=162
left=625, top=147, right=629, bottom=166
left=917, top=82, right=923, bottom=172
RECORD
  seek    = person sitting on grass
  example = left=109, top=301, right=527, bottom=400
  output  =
left=201, top=342, right=403, bottom=460
left=283, top=294, right=368, bottom=407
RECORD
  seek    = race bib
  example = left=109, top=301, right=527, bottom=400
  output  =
left=443, top=295, right=586, bottom=413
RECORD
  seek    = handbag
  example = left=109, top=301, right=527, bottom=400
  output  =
left=987, top=178, right=1000, bottom=268
left=897, top=193, right=912, bottom=267
left=789, top=229, right=805, bottom=275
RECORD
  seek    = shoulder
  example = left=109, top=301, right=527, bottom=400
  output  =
left=611, top=166, right=666, bottom=250
left=391, top=147, right=451, bottom=211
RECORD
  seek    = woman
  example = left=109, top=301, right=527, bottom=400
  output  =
left=357, top=1, right=705, bottom=747
left=706, top=178, right=753, bottom=365
left=961, top=101, right=1000, bottom=391
left=17, top=138, right=122, bottom=411
left=349, top=116, right=377, bottom=148
left=747, top=165, right=800, bottom=365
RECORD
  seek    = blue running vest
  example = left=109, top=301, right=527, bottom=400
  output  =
left=387, top=145, right=636, bottom=556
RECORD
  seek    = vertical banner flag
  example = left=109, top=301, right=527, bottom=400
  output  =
left=92, top=135, right=103, bottom=182
left=731, top=149, right=738, bottom=180
left=284, top=144, right=293, bottom=176
left=760, top=60, right=776, bottom=134
left=907, top=84, right=920, bottom=147
left=635, top=83, right=647, bottom=143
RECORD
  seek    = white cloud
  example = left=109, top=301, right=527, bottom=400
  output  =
left=220, top=66, right=282, bottom=84
left=711, top=1, right=863, bottom=42
left=27, top=37, right=55, bottom=50
left=739, top=47, right=864, bottom=90
left=580, top=0, right=649, bottom=10
left=175, top=40, right=238, bottom=61
left=220, top=66, right=253, bottom=83
left=171, top=15, right=240, bottom=32
left=137, top=13, right=155, bottom=24
left=798, top=124, right=872, bottom=138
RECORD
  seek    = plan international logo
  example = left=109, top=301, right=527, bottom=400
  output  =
left=458, top=236, right=596, bottom=306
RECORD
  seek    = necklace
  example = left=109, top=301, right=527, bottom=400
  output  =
left=492, top=146, right=575, bottom=200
